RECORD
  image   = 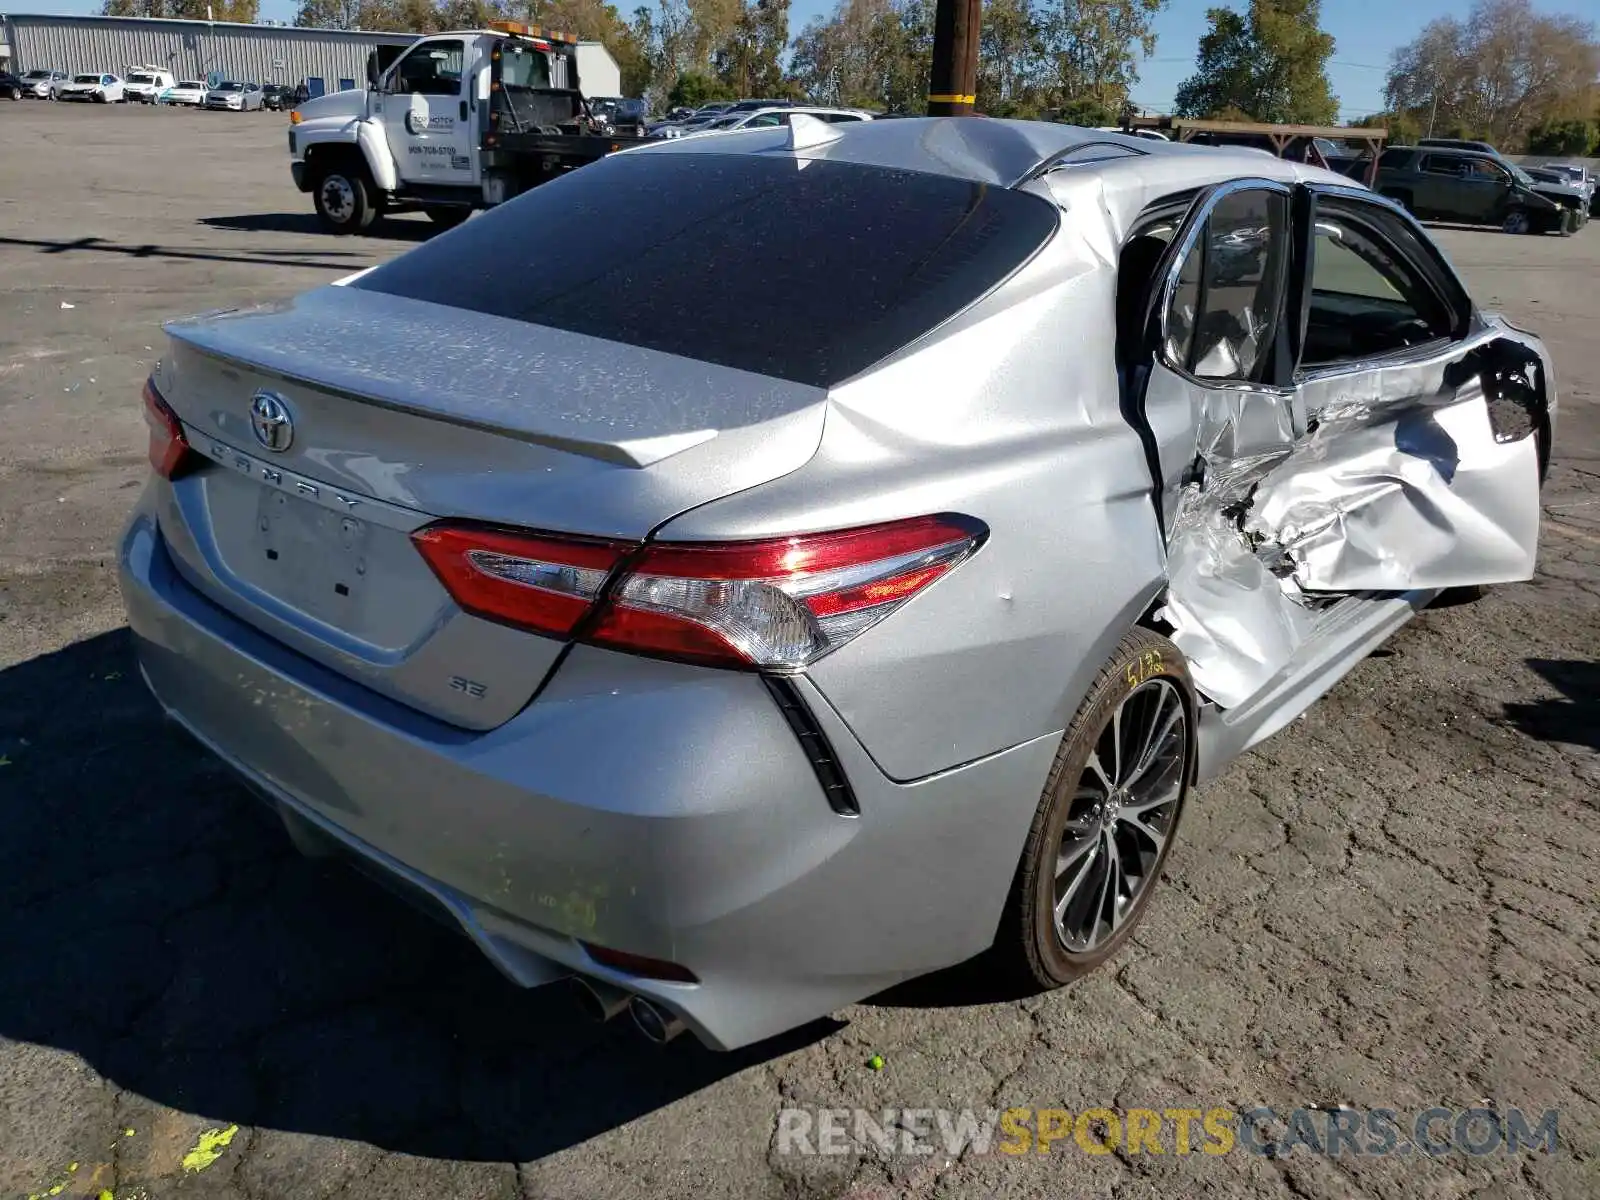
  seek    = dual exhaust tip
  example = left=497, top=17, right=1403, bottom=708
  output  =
left=572, top=975, right=685, bottom=1045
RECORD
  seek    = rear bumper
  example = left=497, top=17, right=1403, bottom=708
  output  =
left=118, top=502, right=1058, bottom=1049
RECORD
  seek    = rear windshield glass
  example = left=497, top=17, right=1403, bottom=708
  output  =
left=353, top=152, right=1059, bottom=387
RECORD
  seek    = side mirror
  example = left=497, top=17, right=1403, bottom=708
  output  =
left=365, top=53, right=379, bottom=89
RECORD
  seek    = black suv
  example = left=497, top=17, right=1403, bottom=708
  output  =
left=0, top=71, right=25, bottom=101
left=261, top=82, right=291, bottom=111
left=1375, top=146, right=1570, bottom=235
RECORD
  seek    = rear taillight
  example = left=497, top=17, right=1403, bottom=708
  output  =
left=411, top=514, right=985, bottom=669
left=142, top=378, right=195, bottom=480
left=411, top=524, right=629, bottom=638
left=591, top=515, right=985, bottom=669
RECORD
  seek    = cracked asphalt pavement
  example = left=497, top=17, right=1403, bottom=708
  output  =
left=1, top=106, right=1596, bottom=1199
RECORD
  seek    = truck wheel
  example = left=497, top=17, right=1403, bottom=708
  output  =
left=313, top=165, right=378, bottom=235
left=1501, top=208, right=1533, bottom=235
left=423, top=206, right=470, bottom=231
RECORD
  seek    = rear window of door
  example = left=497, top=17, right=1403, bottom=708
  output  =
left=1160, top=186, right=1291, bottom=385
left=352, top=152, right=1060, bottom=388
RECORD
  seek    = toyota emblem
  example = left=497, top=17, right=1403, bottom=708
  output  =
left=249, top=391, right=294, bottom=453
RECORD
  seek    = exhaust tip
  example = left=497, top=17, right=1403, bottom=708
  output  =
left=627, top=994, right=686, bottom=1045
left=571, top=976, right=631, bottom=1023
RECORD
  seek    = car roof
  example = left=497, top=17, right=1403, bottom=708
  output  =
left=632, top=116, right=1348, bottom=192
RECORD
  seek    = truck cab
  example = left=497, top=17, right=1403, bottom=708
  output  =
left=289, top=24, right=638, bottom=234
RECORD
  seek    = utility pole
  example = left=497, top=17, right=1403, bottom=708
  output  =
left=927, top=0, right=981, bottom=116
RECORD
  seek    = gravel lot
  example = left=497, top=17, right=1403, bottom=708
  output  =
left=1, top=103, right=1596, bottom=1200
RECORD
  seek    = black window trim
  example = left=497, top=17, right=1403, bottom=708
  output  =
left=1150, top=175, right=1299, bottom=397
left=1294, top=183, right=1474, bottom=382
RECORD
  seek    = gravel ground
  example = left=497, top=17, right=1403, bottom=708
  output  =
left=1, top=104, right=1596, bottom=1200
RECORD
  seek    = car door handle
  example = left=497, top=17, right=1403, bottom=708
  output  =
left=459, top=99, right=468, bottom=122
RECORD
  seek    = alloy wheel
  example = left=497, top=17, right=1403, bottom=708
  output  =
left=1053, top=677, right=1187, bottom=953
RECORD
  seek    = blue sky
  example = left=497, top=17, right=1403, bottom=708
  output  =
left=13, top=0, right=1598, bottom=120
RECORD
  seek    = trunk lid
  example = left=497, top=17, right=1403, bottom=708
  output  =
left=153, top=285, right=827, bottom=729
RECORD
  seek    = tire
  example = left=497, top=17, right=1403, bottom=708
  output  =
left=1502, top=208, right=1533, bottom=235
left=312, top=163, right=379, bottom=234
left=423, top=205, right=470, bottom=230
left=998, top=627, right=1196, bottom=988
left=8, top=87, right=21, bottom=101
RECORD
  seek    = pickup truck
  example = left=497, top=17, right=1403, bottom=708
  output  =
left=288, top=23, right=652, bottom=233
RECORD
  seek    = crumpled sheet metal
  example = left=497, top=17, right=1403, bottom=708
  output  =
left=1158, top=347, right=1541, bottom=710
left=1161, top=495, right=1318, bottom=708
left=1245, top=393, right=1541, bottom=591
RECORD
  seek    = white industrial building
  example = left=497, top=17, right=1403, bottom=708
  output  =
left=0, top=13, right=623, bottom=97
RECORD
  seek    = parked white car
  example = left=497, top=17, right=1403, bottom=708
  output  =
left=123, top=67, right=176, bottom=104
left=59, top=73, right=124, bottom=103
left=20, top=68, right=69, bottom=99
left=700, top=106, right=875, bottom=133
left=203, top=81, right=264, bottom=111
left=161, top=80, right=207, bottom=107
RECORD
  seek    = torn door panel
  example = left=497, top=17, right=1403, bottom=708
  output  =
left=1157, top=323, right=1551, bottom=710
left=1244, top=389, right=1541, bottom=591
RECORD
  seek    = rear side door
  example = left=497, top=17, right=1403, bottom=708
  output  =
left=1413, top=153, right=1463, bottom=218
left=1132, top=180, right=1301, bottom=536
left=1463, top=157, right=1515, bottom=222
left=378, top=38, right=477, bottom=187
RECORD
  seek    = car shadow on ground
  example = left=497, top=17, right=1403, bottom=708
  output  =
left=200, top=213, right=434, bottom=243
left=1503, top=658, right=1600, bottom=753
left=0, top=629, right=839, bottom=1163
left=0, top=233, right=368, bottom=273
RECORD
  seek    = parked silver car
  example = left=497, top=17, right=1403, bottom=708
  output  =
left=203, top=80, right=263, bottom=111
left=19, top=68, right=69, bottom=99
left=120, top=118, right=1555, bottom=1051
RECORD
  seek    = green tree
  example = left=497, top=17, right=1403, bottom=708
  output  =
left=1174, top=0, right=1338, bottom=124
left=790, top=0, right=1163, bottom=118
left=348, top=0, right=446, bottom=30
left=712, top=0, right=791, bottom=96
left=103, top=0, right=260, bottom=19
left=1353, top=108, right=1420, bottom=146
left=1527, top=118, right=1596, bottom=156
left=294, top=0, right=363, bottom=27
left=976, top=0, right=1044, bottom=118
left=1384, top=0, right=1599, bottom=149
left=1042, top=0, right=1166, bottom=113
left=788, top=0, right=934, bottom=113
left=667, top=68, right=730, bottom=105
left=1052, top=95, right=1117, bottom=126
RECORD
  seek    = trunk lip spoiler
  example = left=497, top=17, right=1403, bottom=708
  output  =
left=162, top=324, right=740, bottom=469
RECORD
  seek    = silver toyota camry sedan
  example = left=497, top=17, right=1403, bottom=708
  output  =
left=120, top=117, right=1555, bottom=1051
